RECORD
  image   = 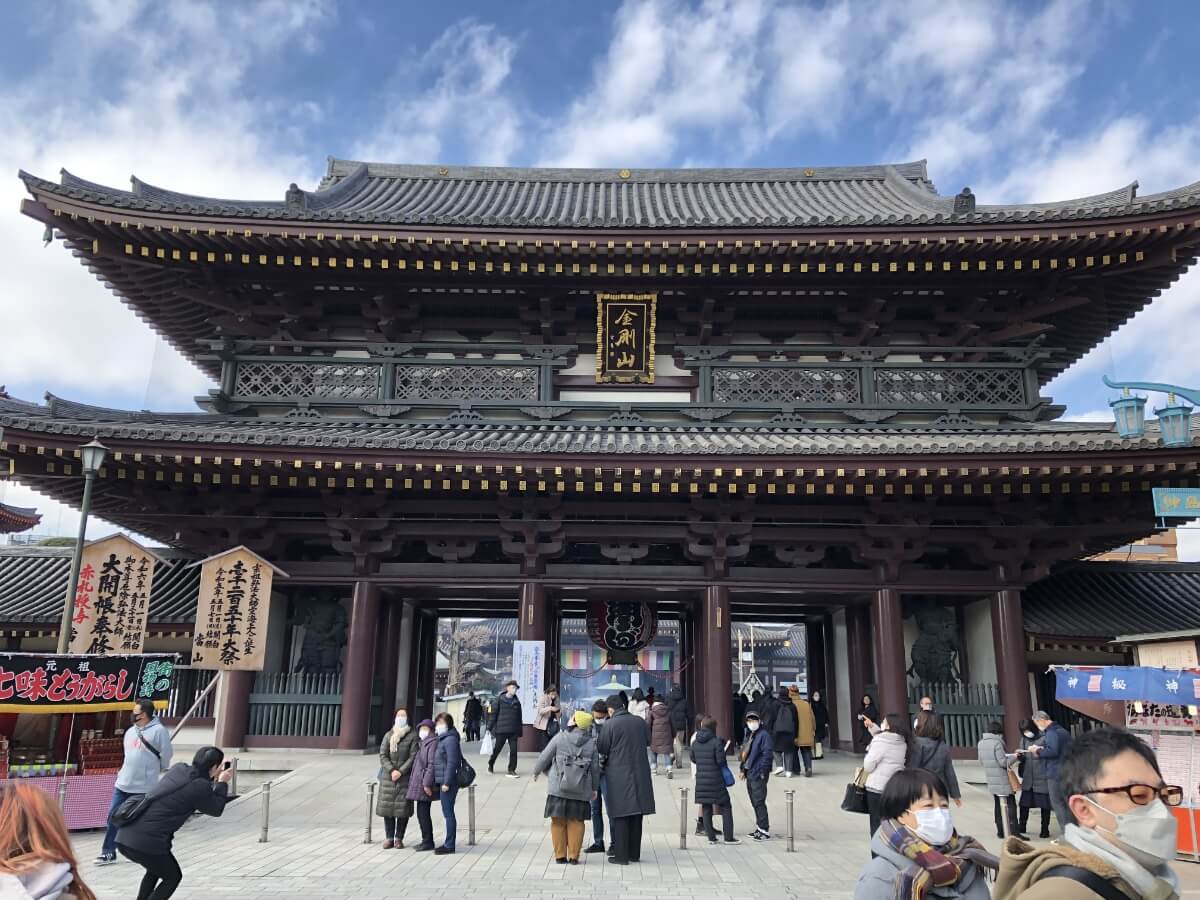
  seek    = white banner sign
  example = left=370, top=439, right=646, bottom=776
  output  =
left=512, top=639, right=545, bottom=726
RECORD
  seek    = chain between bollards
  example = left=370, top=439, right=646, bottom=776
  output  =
left=258, top=781, right=271, bottom=843
left=785, top=789, right=795, bottom=852
left=679, top=786, right=689, bottom=850
left=468, top=784, right=477, bottom=846
left=364, top=781, right=376, bottom=844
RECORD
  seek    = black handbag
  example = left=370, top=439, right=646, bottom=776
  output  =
left=841, top=767, right=868, bottom=814
left=110, top=793, right=153, bottom=827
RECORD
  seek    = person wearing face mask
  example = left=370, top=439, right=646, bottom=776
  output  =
left=1016, top=719, right=1053, bottom=839
left=741, top=710, right=773, bottom=840
left=377, top=707, right=419, bottom=849
left=855, top=768, right=996, bottom=900
left=96, top=698, right=174, bottom=866
left=810, top=690, right=830, bottom=760
left=996, top=727, right=1184, bottom=900
left=407, top=720, right=439, bottom=851
left=431, top=712, right=463, bottom=855
left=487, top=679, right=523, bottom=778
left=863, top=713, right=918, bottom=840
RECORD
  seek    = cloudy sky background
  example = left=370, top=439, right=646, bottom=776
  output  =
left=2, top=0, right=1200, bottom=549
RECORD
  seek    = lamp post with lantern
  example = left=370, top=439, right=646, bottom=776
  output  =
left=1103, top=376, right=1198, bottom=448
left=56, top=437, right=108, bottom=654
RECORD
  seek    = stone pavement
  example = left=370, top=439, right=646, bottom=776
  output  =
left=73, top=747, right=1200, bottom=900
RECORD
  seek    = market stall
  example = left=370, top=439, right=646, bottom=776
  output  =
left=0, top=652, right=175, bottom=829
left=1055, top=665, right=1200, bottom=862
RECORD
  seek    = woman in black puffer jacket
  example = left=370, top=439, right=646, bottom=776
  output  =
left=116, top=745, right=233, bottom=900
left=689, top=716, right=740, bottom=845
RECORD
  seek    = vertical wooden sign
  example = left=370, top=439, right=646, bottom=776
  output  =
left=595, top=292, right=656, bottom=383
left=190, top=547, right=286, bottom=671
left=68, top=535, right=161, bottom=655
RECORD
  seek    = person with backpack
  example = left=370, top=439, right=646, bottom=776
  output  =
left=407, top=719, right=439, bottom=851
left=97, top=698, right=173, bottom=866
left=691, top=716, right=741, bottom=845
left=533, top=710, right=600, bottom=864
left=647, top=695, right=674, bottom=777
left=666, top=685, right=692, bottom=768
left=114, top=746, right=233, bottom=900
left=487, top=679, right=523, bottom=777
left=771, top=687, right=797, bottom=777
left=431, top=712, right=463, bottom=855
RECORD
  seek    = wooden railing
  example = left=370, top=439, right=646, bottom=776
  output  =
left=247, top=672, right=343, bottom=738
left=908, top=682, right=1003, bottom=749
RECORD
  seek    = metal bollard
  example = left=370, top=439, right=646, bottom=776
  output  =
left=468, top=784, right=477, bottom=846
left=57, top=779, right=68, bottom=812
left=364, top=781, right=376, bottom=844
left=229, top=757, right=239, bottom=797
left=679, top=786, right=689, bottom=850
left=258, top=781, right=271, bottom=843
left=785, top=790, right=795, bottom=852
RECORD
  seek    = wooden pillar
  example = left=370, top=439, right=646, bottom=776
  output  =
left=846, top=605, right=870, bottom=751
left=680, top=610, right=698, bottom=718
left=872, top=588, right=907, bottom=719
left=395, top=603, right=414, bottom=714
left=376, top=598, right=403, bottom=732
left=214, top=670, right=254, bottom=749
left=699, top=585, right=733, bottom=746
left=407, top=611, right=438, bottom=722
left=992, top=589, right=1033, bottom=750
left=821, top=614, right=839, bottom=749
left=337, top=581, right=380, bottom=750
left=517, top=582, right=549, bottom=752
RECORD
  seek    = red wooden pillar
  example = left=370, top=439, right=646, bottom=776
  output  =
left=846, top=605, right=871, bottom=750
left=517, top=582, right=549, bottom=752
left=872, top=588, right=907, bottom=719
left=337, top=581, right=380, bottom=750
left=214, top=670, right=254, bottom=748
left=376, top=597, right=403, bottom=732
left=992, top=589, right=1033, bottom=750
left=699, top=585, right=733, bottom=747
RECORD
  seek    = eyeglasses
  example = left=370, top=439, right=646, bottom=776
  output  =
left=1087, top=783, right=1185, bottom=807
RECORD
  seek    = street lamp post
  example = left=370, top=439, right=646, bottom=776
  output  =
left=1103, top=376, right=1199, bottom=448
left=56, top=438, right=108, bottom=654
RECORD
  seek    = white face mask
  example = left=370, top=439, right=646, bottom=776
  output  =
left=912, top=808, right=954, bottom=845
left=1024, top=731, right=1036, bottom=739
left=419, top=729, right=431, bottom=740
left=435, top=723, right=448, bottom=736
left=1085, top=796, right=1178, bottom=866
left=395, top=715, right=407, bottom=728
left=747, top=720, right=760, bottom=732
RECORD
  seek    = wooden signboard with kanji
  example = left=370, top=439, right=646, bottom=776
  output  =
left=595, top=292, right=656, bottom=383
left=190, top=547, right=286, bottom=671
left=68, top=535, right=162, bottom=655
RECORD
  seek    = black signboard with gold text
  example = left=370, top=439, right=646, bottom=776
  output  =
left=595, top=293, right=656, bottom=383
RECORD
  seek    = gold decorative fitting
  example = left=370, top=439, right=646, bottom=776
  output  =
left=803, top=168, right=815, bottom=177
left=618, top=169, right=631, bottom=178
left=438, top=167, right=449, bottom=176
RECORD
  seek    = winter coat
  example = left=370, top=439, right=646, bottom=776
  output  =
left=914, top=736, right=961, bottom=800
left=742, top=726, right=773, bottom=778
left=596, top=708, right=655, bottom=818
left=1035, top=722, right=1072, bottom=781
left=1020, top=734, right=1049, bottom=795
left=857, top=830, right=991, bottom=900
left=116, top=762, right=230, bottom=855
left=863, top=731, right=908, bottom=793
left=771, top=697, right=796, bottom=753
left=488, top=693, right=523, bottom=736
left=534, top=727, right=600, bottom=802
left=790, top=692, right=817, bottom=747
left=758, top=695, right=779, bottom=732
left=811, top=699, right=830, bottom=742
left=432, top=727, right=462, bottom=788
left=628, top=698, right=650, bottom=722
left=666, top=687, right=691, bottom=732
left=407, top=733, right=438, bottom=801
left=978, top=732, right=1018, bottom=798
left=0, top=861, right=80, bottom=900
left=115, top=716, right=173, bottom=794
left=464, top=697, right=483, bottom=722
left=689, top=728, right=731, bottom=806
left=994, top=835, right=1149, bottom=900
left=376, top=725, right=419, bottom=817
left=647, top=702, right=674, bottom=754
left=533, top=692, right=559, bottom=733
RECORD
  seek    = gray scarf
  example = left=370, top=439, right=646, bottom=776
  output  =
left=1064, top=823, right=1180, bottom=899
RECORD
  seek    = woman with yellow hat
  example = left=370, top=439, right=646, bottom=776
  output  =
left=533, top=709, right=600, bottom=864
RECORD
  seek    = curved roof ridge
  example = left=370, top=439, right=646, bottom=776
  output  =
left=976, top=181, right=1141, bottom=214
left=131, top=175, right=284, bottom=209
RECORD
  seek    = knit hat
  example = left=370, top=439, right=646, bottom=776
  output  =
left=418, top=719, right=435, bottom=731
left=573, top=710, right=594, bottom=730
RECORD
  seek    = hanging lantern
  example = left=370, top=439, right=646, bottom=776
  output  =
left=1155, top=394, right=1194, bottom=447
left=1110, top=388, right=1147, bottom=439
left=586, top=599, right=658, bottom=665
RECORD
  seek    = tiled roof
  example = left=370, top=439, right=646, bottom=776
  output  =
left=19, top=158, right=1200, bottom=229
left=1023, top=562, right=1200, bottom=640
left=0, top=502, right=41, bottom=534
left=1, top=395, right=1190, bottom=458
left=0, top=546, right=200, bottom=625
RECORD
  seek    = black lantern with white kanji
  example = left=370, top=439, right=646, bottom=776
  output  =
left=586, top=599, right=658, bottom=665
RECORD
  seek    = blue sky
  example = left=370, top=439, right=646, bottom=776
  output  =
left=2, top=0, right=1200, bottom=536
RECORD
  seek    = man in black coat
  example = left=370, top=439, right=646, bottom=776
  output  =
left=463, top=691, right=483, bottom=742
left=487, top=680, right=523, bottom=777
left=597, top=693, right=655, bottom=865
left=666, top=685, right=692, bottom=768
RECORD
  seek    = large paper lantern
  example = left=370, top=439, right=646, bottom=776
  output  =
left=587, top=599, right=657, bottom=665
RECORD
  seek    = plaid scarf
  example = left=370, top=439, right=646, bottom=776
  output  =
left=880, top=819, right=995, bottom=900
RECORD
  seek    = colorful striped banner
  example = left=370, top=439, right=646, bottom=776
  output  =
left=637, top=649, right=673, bottom=671
left=560, top=648, right=605, bottom=670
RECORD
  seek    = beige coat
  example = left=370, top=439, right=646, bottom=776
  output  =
left=993, top=836, right=1144, bottom=900
left=789, top=690, right=816, bottom=747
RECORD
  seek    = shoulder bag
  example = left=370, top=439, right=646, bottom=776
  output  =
left=840, top=766, right=868, bottom=814
left=1042, top=865, right=1128, bottom=900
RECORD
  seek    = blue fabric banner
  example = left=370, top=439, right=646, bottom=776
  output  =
left=1055, top=666, right=1200, bottom=704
